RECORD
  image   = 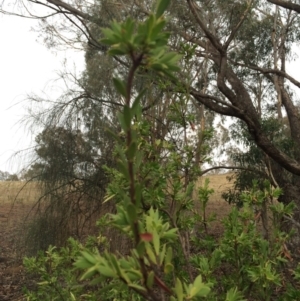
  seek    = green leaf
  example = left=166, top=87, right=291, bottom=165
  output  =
left=37, top=281, right=49, bottom=285
left=147, top=271, right=155, bottom=288
left=192, top=275, right=211, bottom=297
left=108, top=47, right=128, bottom=56
left=117, top=112, right=128, bottom=131
left=127, top=203, right=137, bottom=223
left=81, top=266, right=97, bottom=280
left=126, top=142, right=137, bottom=160
left=165, top=246, right=173, bottom=264
left=135, top=151, right=144, bottom=170
left=70, top=292, right=76, bottom=301
left=101, top=28, right=119, bottom=45
left=156, top=0, right=171, bottom=18
left=124, top=18, right=135, bottom=41
left=131, top=89, right=146, bottom=118
left=127, top=269, right=143, bottom=281
left=164, top=262, right=174, bottom=274
left=117, top=160, right=130, bottom=179
left=163, top=228, right=178, bottom=240
left=123, top=105, right=132, bottom=130
left=225, top=287, right=246, bottom=301
left=128, top=283, right=147, bottom=292
left=109, top=254, right=123, bottom=277
left=153, top=229, right=160, bottom=255
left=115, top=144, right=127, bottom=164
left=103, top=193, right=116, bottom=204
left=74, top=258, right=91, bottom=270
left=159, top=244, right=166, bottom=265
left=113, top=77, right=127, bottom=98
left=97, top=265, right=116, bottom=278
left=81, top=251, right=97, bottom=265
left=158, top=52, right=180, bottom=64
left=105, top=128, right=121, bottom=143
left=135, top=182, right=142, bottom=205
left=146, top=244, right=157, bottom=264
left=150, top=19, right=166, bottom=40
left=136, top=241, right=146, bottom=257
left=174, top=278, right=184, bottom=301
left=119, top=259, right=131, bottom=269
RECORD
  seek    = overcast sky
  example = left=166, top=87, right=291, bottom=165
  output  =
left=1, top=11, right=300, bottom=174
left=0, top=14, right=84, bottom=173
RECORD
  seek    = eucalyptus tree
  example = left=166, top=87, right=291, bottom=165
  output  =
left=4, top=0, right=300, bottom=240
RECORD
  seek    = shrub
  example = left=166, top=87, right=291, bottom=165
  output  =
left=23, top=1, right=300, bottom=300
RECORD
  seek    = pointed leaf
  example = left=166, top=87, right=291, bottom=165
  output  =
left=126, top=142, right=137, bottom=160
left=147, top=271, right=155, bottom=288
left=164, top=263, right=174, bottom=274
left=174, top=278, right=184, bottom=301
left=117, top=160, right=129, bottom=179
left=131, top=89, right=146, bottom=117
left=108, top=47, right=128, bottom=56
left=159, top=244, right=166, bottom=265
left=97, top=265, right=116, bottom=278
left=165, top=246, right=173, bottom=264
left=128, top=283, right=147, bottom=292
left=105, top=128, right=121, bottom=143
left=127, top=203, right=137, bottom=223
left=113, top=78, right=127, bottom=98
left=153, top=229, right=160, bottom=255
left=123, top=105, right=132, bottom=130
left=156, top=0, right=171, bottom=18
left=146, top=244, right=157, bottom=263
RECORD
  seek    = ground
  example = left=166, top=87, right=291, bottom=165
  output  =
left=0, top=182, right=41, bottom=300
left=0, top=174, right=234, bottom=300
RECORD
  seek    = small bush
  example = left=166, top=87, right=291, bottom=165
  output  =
left=22, top=2, right=300, bottom=300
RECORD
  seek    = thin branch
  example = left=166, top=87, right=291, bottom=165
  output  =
left=229, top=59, right=300, bottom=88
left=36, top=0, right=92, bottom=20
left=284, top=215, right=300, bottom=229
left=267, top=0, right=300, bottom=14
left=200, top=165, right=268, bottom=177
left=224, top=0, right=254, bottom=49
left=186, top=0, right=224, bottom=53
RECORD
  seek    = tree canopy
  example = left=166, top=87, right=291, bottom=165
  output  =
left=4, top=0, right=300, bottom=237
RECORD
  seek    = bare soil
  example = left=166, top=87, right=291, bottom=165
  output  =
left=0, top=174, right=234, bottom=300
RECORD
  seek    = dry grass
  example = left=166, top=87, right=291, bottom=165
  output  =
left=193, top=173, right=234, bottom=233
left=0, top=175, right=234, bottom=300
left=0, top=173, right=234, bottom=204
left=0, top=174, right=235, bottom=223
left=0, top=174, right=235, bottom=248
left=196, top=173, right=234, bottom=201
left=0, top=181, right=40, bottom=206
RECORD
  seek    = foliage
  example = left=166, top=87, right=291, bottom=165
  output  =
left=223, top=116, right=296, bottom=207
left=23, top=3, right=300, bottom=300
left=0, top=170, right=19, bottom=181
left=20, top=123, right=115, bottom=251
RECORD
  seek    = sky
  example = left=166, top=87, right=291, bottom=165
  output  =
left=0, top=14, right=84, bottom=173
left=1, top=9, right=300, bottom=175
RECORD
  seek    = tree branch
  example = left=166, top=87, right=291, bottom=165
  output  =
left=224, top=0, right=254, bottom=50
left=186, top=0, right=224, bottom=53
left=200, top=165, right=268, bottom=177
left=267, top=0, right=300, bottom=14
left=189, top=89, right=240, bottom=117
left=33, top=0, right=92, bottom=20
left=229, top=61, right=300, bottom=89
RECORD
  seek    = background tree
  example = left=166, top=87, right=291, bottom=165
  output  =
left=17, top=1, right=213, bottom=252
left=22, top=7, right=300, bottom=299
left=4, top=0, right=300, bottom=246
